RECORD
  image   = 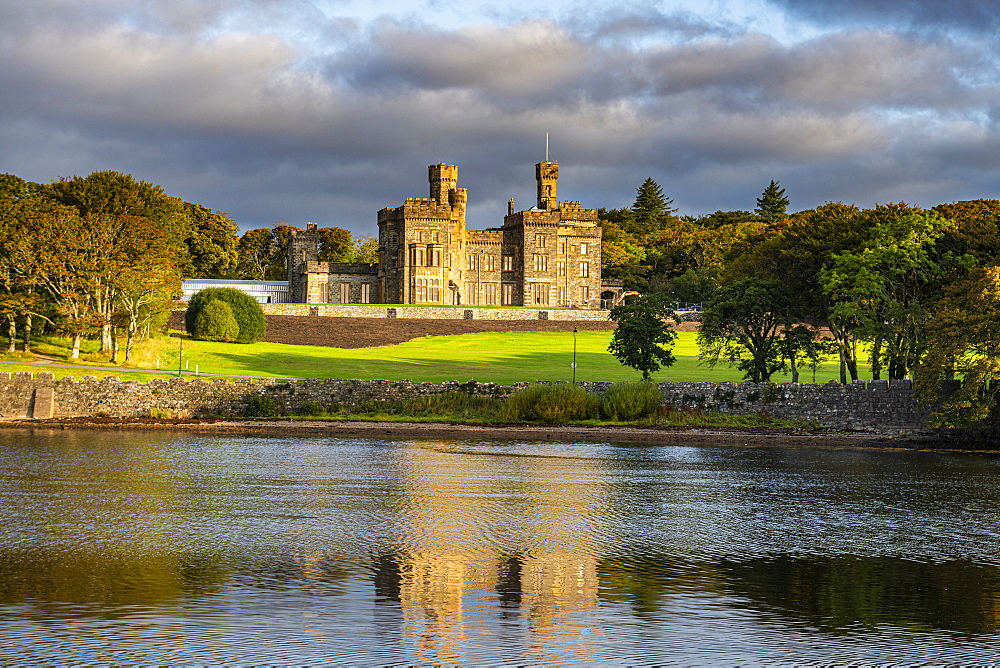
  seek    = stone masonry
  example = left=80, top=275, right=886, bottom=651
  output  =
left=0, top=372, right=932, bottom=432
left=287, top=162, right=617, bottom=308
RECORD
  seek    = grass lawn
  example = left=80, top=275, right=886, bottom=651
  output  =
left=2, top=330, right=854, bottom=384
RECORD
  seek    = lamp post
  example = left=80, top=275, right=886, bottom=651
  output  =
left=572, top=327, right=578, bottom=384
left=177, top=332, right=183, bottom=377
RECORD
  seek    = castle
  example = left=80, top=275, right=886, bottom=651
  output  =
left=287, top=161, right=612, bottom=308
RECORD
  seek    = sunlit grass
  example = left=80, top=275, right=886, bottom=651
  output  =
left=3, top=329, right=858, bottom=384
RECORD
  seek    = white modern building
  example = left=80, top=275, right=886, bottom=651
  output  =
left=180, top=279, right=289, bottom=304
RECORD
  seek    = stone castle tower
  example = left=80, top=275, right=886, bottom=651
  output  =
left=289, top=161, right=607, bottom=308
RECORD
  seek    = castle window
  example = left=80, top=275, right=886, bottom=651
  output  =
left=580, top=285, right=590, bottom=302
left=361, top=283, right=371, bottom=304
left=483, top=255, right=496, bottom=271
left=502, top=283, right=515, bottom=306
left=533, top=254, right=548, bottom=272
left=580, top=261, right=590, bottom=278
left=339, top=282, right=351, bottom=303
left=558, top=286, right=567, bottom=304
left=531, top=283, right=549, bottom=305
left=557, top=261, right=565, bottom=277
left=484, top=283, right=497, bottom=305
left=319, top=282, right=329, bottom=303
left=465, top=283, right=477, bottom=304
left=558, top=240, right=566, bottom=255
left=413, top=248, right=425, bottom=266
left=580, top=242, right=589, bottom=255
left=502, top=255, right=513, bottom=271
left=432, top=231, right=440, bottom=243
left=535, top=234, right=546, bottom=247
left=446, top=253, right=452, bottom=268
left=415, top=277, right=440, bottom=302
left=417, top=231, right=424, bottom=243
left=429, top=247, right=441, bottom=267
left=467, top=254, right=477, bottom=270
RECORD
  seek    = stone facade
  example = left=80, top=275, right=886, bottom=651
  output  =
left=250, top=303, right=613, bottom=320
left=0, top=371, right=935, bottom=432
left=288, top=162, right=612, bottom=309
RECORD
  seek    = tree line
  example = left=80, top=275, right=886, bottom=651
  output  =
left=0, top=170, right=374, bottom=360
left=602, top=179, right=1000, bottom=426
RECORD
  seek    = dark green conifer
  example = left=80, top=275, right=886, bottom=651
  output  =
left=755, top=180, right=790, bottom=223
left=629, top=178, right=676, bottom=236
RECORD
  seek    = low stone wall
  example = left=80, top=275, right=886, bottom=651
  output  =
left=258, top=303, right=612, bottom=321
left=0, top=372, right=931, bottom=432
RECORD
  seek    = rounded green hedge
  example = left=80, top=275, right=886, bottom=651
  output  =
left=185, top=287, right=266, bottom=344
left=193, top=299, right=240, bottom=342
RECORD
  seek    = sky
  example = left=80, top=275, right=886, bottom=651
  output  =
left=1, top=0, right=998, bottom=234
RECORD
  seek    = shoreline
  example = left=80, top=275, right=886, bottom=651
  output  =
left=0, top=416, right=976, bottom=451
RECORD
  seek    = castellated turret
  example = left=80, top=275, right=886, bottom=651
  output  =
left=536, top=162, right=559, bottom=209
left=428, top=164, right=459, bottom=205
left=449, top=187, right=468, bottom=214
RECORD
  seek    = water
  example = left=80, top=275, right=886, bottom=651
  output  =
left=2, top=429, right=1000, bottom=663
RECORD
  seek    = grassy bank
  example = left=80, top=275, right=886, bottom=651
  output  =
left=2, top=329, right=856, bottom=384
left=247, top=386, right=812, bottom=430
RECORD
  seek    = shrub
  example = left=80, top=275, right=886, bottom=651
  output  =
left=192, top=299, right=240, bottom=342
left=185, top=287, right=266, bottom=344
left=400, top=392, right=503, bottom=420
left=502, top=383, right=601, bottom=423
left=601, top=381, right=662, bottom=421
left=298, top=401, right=325, bottom=416
left=245, top=394, right=278, bottom=417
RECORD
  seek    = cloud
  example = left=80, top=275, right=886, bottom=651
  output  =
left=766, top=0, right=1000, bottom=35
left=1, top=1, right=999, bottom=235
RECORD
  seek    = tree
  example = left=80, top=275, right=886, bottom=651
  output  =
left=915, top=265, right=1000, bottom=427
left=352, top=235, right=379, bottom=263
left=317, top=227, right=354, bottom=262
left=697, top=277, right=794, bottom=383
left=648, top=266, right=718, bottom=305
left=45, top=171, right=190, bottom=352
left=627, top=178, right=676, bottom=237
left=237, top=228, right=278, bottom=280
left=755, top=180, right=790, bottom=224
left=723, top=202, right=870, bottom=383
left=185, top=287, right=266, bottom=344
left=608, top=293, right=679, bottom=380
left=182, top=201, right=240, bottom=278
left=821, top=204, right=971, bottom=381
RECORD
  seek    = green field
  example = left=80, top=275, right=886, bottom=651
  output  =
left=1, top=330, right=851, bottom=384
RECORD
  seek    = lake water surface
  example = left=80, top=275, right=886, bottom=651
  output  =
left=2, top=429, right=1000, bottom=664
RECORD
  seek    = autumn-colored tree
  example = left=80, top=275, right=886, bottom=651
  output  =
left=181, top=201, right=240, bottom=278
left=934, top=199, right=1000, bottom=265
left=352, top=235, right=379, bottom=263
left=915, top=265, right=1000, bottom=427
left=317, top=227, right=354, bottom=262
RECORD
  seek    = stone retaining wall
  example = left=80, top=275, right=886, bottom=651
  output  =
left=258, top=303, right=613, bottom=321
left=0, top=372, right=931, bottom=432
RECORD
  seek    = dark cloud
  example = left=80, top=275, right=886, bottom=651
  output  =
left=766, top=0, right=1000, bottom=35
left=1, top=2, right=999, bottom=236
